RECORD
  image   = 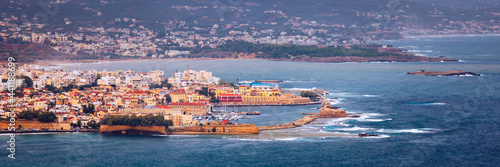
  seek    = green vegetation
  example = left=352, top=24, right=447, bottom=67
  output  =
left=87, top=120, right=100, bottom=129
left=37, top=112, right=57, bottom=123
left=198, top=87, right=209, bottom=96
left=100, top=114, right=173, bottom=127
left=300, top=91, right=318, bottom=100
left=18, top=110, right=39, bottom=120
left=21, top=76, right=33, bottom=88
left=164, top=94, right=172, bottom=104
left=192, top=40, right=391, bottom=59
left=82, top=104, right=96, bottom=114
left=218, top=80, right=238, bottom=89
left=18, top=111, right=57, bottom=122
left=209, top=96, right=219, bottom=103
left=151, top=80, right=174, bottom=89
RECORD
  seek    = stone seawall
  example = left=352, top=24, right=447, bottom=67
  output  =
left=214, top=101, right=321, bottom=107
left=99, top=125, right=168, bottom=135
left=0, top=120, right=71, bottom=130
left=172, top=124, right=259, bottom=135
left=258, top=115, right=318, bottom=130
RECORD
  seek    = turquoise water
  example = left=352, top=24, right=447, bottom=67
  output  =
left=2, top=35, right=500, bottom=166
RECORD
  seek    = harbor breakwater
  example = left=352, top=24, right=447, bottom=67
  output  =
left=172, top=124, right=259, bottom=135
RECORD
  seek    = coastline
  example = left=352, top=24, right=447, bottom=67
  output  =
left=33, top=57, right=267, bottom=66
left=403, top=33, right=500, bottom=39
left=34, top=55, right=456, bottom=68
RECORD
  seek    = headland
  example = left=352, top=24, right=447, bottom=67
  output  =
left=407, top=70, right=480, bottom=76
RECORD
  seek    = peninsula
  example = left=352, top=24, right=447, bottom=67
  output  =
left=407, top=70, right=480, bottom=76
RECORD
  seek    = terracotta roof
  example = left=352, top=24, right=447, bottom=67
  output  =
left=218, top=94, right=241, bottom=96
left=169, top=102, right=205, bottom=106
left=156, top=105, right=171, bottom=109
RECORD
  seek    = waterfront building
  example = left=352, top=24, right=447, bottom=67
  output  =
left=217, top=94, right=243, bottom=103
left=168, top=102, right=210, bottom=116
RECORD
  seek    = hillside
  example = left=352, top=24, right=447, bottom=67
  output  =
left=0, top=44, right=77, bottom=62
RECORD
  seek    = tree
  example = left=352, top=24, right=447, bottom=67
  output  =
left=164, top=94, right=172, bottom=104
left=88, top=120, right=100, bottom=129
left=209, top=96, right=219, bottom=103
left=45, top=84, right=56, bottom=92
left=21, top=76, right=33, bottom=88
left=18, top=110, right=39, bottom=120
left=100, top=114, right=172, bottom=127
left=198, top=87, right=209, bottom=96
left=76, top=120, right=82, bottom=127
left=37, top=112, right=57, bottom=123
left=300, top=91, right=318, bottom=100
left=160, top=80, right=173, bottom=89
left=83, top=104, right=96, bottom=114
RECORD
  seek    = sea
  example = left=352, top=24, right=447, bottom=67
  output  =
left=1, top=35, right=499, bottom=166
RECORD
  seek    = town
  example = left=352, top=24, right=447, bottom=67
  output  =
left=0, top=64, right=317, bottom=133
left=1, top=1, right=500, bottom=61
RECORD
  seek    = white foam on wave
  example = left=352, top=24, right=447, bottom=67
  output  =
left=318, top=130, right=351, bottom=135
left=229, top=137, right=301, bottom=141
left=362, top=95, right=377, bottom=97
left=414, top=53, right=428, bottom=57
left=282, top=87, right=316, bottom=91
left=458, top=74, right=476, bottom=77
left=357, top=118, right=392, bottom=122
left=362, top=113, right=387, bottom=117
left=282, top=80, right=317, bottom=83
left=376, top=128, right=438, bottom=134
left=361, top=134, right=391, bottom=138
left=328, top=98, right=342, bottom=105
left=407, top=50, right=433, bottom=53
left=407, top=102, right=448, bottom=106
left=399, top=45, right=421, bottom=48
left=330, top=126, right=373, bottom=132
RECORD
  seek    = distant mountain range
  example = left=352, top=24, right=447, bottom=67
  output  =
left=1, top=0, right=499, bottom=32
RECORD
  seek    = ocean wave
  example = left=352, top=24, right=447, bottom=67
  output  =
left=327, top=98, right=342, bottom=105
left=399, top=45, right=421, bottom=48
left=282, top=87, right=316, bottom=91
left=406, top=102, right=448, bottom=106
left=362, top=113, right=387, bottom=117
left=282, top=80, right=317, bottom=83
left=414, top=53, right=428, bottom=57
left=360, top=134, right=391, bottom=138
left=357, top=118, right=392, bottom=122
left=157, top=135, right=200, bottom=137
left=325, top=126, right=373, bottom=132
left=376, top=128, right=438, bottom=134
left=229, top=137, right=301, bottom=141
left=407, top=50, right=433, bottom=53
left=328, top=93, right=377, bottom=98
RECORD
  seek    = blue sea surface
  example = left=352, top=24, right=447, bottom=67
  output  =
left=1, top=35, right=499, bottom=166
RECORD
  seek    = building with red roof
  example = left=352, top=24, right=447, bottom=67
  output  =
left=217, top=94, right=242, bottom=103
